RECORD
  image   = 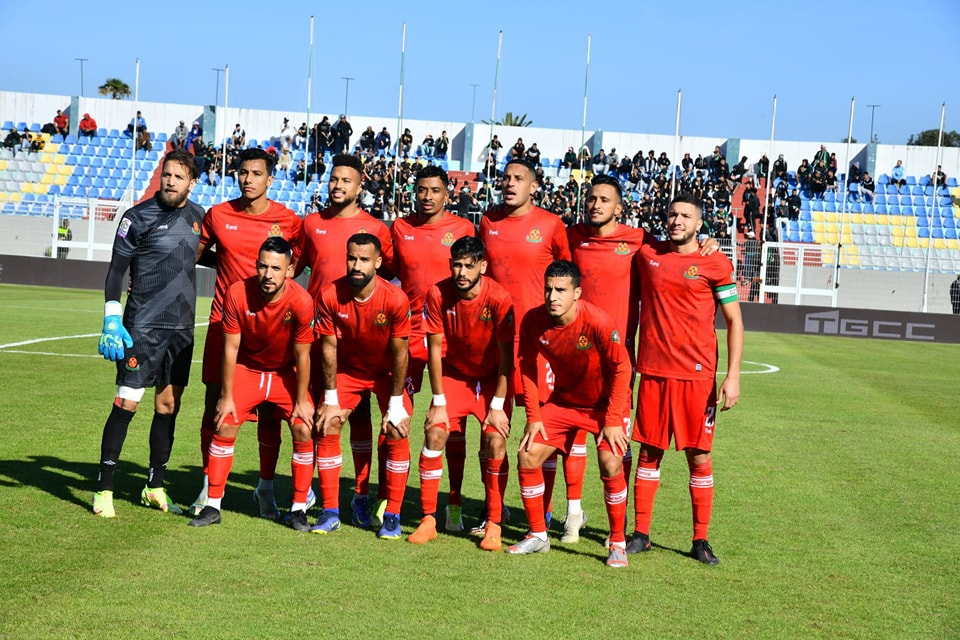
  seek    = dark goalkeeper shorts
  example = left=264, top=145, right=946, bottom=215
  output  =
left=115, top=326, right=194, bottom=390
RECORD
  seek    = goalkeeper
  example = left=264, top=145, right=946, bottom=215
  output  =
left=92, top=150, right=205, bottom=518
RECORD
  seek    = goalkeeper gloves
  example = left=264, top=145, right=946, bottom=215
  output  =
left=98, top=301, right=133, bottom=361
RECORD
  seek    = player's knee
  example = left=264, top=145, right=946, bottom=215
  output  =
left=116, top=386, right=144, bottom=412
left=483, top=435, right=506, bottom=459
left=424, top=427, right=448, bottom=450
left=685, top=449, right=711, bottom=467
left=289, top=421, right=311, bottom=442
left=598, top=451, right=623, bottom=477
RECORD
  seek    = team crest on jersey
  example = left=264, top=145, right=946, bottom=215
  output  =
left=611, top=330, right=621, bottom=343
left=480, top=305, right=493, bottom=321
left=615, top=242, right=630, bottom=255
left=526, top=227, right=543, bottom=243
left=683, top=265, right=700, bottom=280
left=576, top=334, right=592, bottom=350
left=125, top=356, right=140, bottom=371
left=441, top=232, right=456, bottom=246
left=192, top=221, right=201, bottom=235
left=269, top=224, right=282, bottom=237
left=375, top=312, right=388, bottom=326
left=282, top=310, right=293, bottom=324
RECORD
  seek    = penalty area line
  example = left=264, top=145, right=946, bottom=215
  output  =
left=0, top=322, right=211, bottom=351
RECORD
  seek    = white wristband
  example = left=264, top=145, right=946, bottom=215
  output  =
left=432, top=394, right=447, bottom=407
left=489, top=396, right=506, bottom=411
left=386, top=395, right=409, bottom=426
left=324, top=389, right=339, bottom=405
left=105, top=300, right=122, bottom=317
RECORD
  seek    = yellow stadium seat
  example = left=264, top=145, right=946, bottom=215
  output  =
left=890, top=226, right=903, bottom=238
left=8, top=192, right=21, bottom=202
left=40, top=132, right=51, bottom=142
left=54, top=174, right=67, bottom=186
left=905, top=237, right=919, bottom=248
left=40, top=153, right=52, bottom=163
left=40, top=174, right=53, bottom=185
left=905, top=226, right=918, bottom=238
left=812, top=211, right=824, bottom=222
left=875, top=214, right=888, bottom=225
left=825, top=233, right=839, bottom=245
left=933, top=238, right=947, bottom=249
left=862, top=213, right=876, bottom=225
left=46, top=143, right=60, bottom=154
left=814, top=232, right=826, bottom=244
left=34, top=183, right=49, bottom=194
left=51, top=153, right=65, bottom=164
left=0, top=192, right=7, bottom=201
left=848, top=213, right=863, bottom=224
left=841, top=232, right=852, bottom=244
left=947, top=239, right=960, bottom=250
left=812, top=221, right=824, bottom=233
left=892, top=236, right=904, bottom=247
left=21, top=182, right=35, bottom=193
left=45, top=164, right=57, bottom=174
left=824, top=211, right=839, bottom=223
left=0, top=160, right=6, bottom=171
left=57, top=165, right=72, bottom=176
left=825, top=222, right=838, bottom=234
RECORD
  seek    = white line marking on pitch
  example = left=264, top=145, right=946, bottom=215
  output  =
left=738, top=360, right=779, bottom=374
left=0, top=323, right=210, bottom=351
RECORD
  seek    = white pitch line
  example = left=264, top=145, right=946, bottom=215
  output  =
left=0, top=322, right=210, bottom=351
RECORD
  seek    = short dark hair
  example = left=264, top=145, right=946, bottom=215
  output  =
left=590, top=174, right=622, bottom=202
left=332, top=153, right=363, bottom=176
left=163, top=149, right=199, bottom=180
left=259, top=236, right=292, bottom=260
left=669, top=192, right=703, bottom=218
left=450, top=236, right=485, bottom=263
left=544, top=260, right=581, bottom=287
left=416, top=164, right=449, bottom=187
left=239, top=147, right=276, bottom=174
left=347, top=232, right=381, bottom=255
left=505, top=158, right=538, bottom=182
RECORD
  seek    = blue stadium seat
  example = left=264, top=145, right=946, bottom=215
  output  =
left=899, top=185, right=911, bottom=196
left=900, top=205, right=913, bottom=216
left=940, top=196, right=953, bottom=207
left=905, top=176, right=916, bottom=186
left=65, top=156, right=77, bottom=166
left=60, top=185, right=74, bottom=197
left=862, top=203, right=875, bottom=213
left=946, top=228, right=958, bottom=240
left=801, top=221, right=813, bottom=232
left=90, top=157, right=104, bottom=168
left=156, top=132, right=168, bottom=142
left=918, top=227, right=930, bottom=239
left=848, top=202, right=861, bottom=213
left=885, top=184, right=898, bottom=195
left=786, top=228, right=801, bottom=242
left=2, top=121, right=13, bottom=130
left=916, top=216, right=929, bottom=227
left=886, top=204, right=899, bottom=215
left=914, top=205, right=926, bottom=217
left=948, top=177, right=958, bottom=187
left=877, top=174, right=889, bottom=185
left=942, top=216, right=956, bottom=229
left=932, top=228, right=945, bottom=239
left=800, top=199, right=811, bottom=210
left=16, top=121, right=27, bottom=131
left=824, top=202, right=837, bottom=213
left=29, top=123, right=41, bottom=133
left=48, top=185, right=61, bottom=196
left=801, top=231, right=814, bottom=243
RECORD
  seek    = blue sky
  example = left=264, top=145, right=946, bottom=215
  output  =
left=2, top=0, right=957, bottom=144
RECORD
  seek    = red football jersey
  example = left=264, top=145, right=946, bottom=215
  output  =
left=567, top=222, right=648, bottom=362
left=634, top=244, right=737, bottom=380
left=200, top=200, right=303, bottom=322
left=480, top=204, right=571, bottom=324
left=222, top=277, right=315, bottom=372
left=299, top=208, right=394, bottom=301
left=518, top=300, right=630, bottom=427
left=391, top=212, right=477, bottom=338
left=422, top=276, right=515, bottom=380
left=315, top=276, right=411, bottom=380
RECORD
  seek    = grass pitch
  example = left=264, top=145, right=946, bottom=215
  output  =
left=0, top=284, right=957, bottom=639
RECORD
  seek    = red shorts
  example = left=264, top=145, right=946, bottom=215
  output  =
left=407, top=335, right=428, bottom=395
left=337, top=372, right=413, bottom=416
left=201, top=320, right=224, bottom=384
left=634, top=375, right=717, bottom=452
left=433, top=375, right=513, bottom=435
left=221, top=364, right=305, bottom=427
left=530, top=403, right=625, bottom=455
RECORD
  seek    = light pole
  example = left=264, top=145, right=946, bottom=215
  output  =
left=340, top=77, right=354, bottom=116
left=867, top=104, right=881, bottom=143
left=470, top=83, right=480, bottom=123
left=75, top=58, right=88, bottom=97
left=212, top=67, right=225, bottom=105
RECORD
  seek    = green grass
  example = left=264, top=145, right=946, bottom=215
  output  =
left=0, top=283, right=958, bottom=639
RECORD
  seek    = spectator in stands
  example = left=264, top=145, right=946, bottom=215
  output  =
left=709, top=146, right=724, bottom=177
left=813, top=145, right=829, bottom=169
left=848, top=161, right=861, bottom=185
left=57, top=219, right=72, bottom=259
left=79, top=113, right=97, bottom=138
left=731, top=156, right=749, bottom=186
left=758, top=154, right=770, bottom=183
left=561, top=146, right=577, bottom=171
left=295, top=122, right=308, bottom=150
left=421, top=133, right=435, bottom=157
left=743, top=188, right=761, bottom=231
left=787, top=188, right=802, bottom=220
left=399, top=128, right=413, bottom=155
left=278, top=146, right=293, bottom=173
left=828, top=153, right=838, bottom=176
left=933, top=165, right=947, bottom=188
left=172, top=121, right=188, bottom=150
left=773, top=154, right=788, bottom=180
left=890, top=160, right=906, bottom=188
left=578, top=147, right=592, bottom=170
left=358, top=126, right=375, bottom=153
left=810, top=169, right=826, bottom=200
left=374, top=127, right=391, bottom=154
left=489, top=134, right=503, bottom=160
left=797, top=159, right=811, bottom=191
left=54, top=110, right=69, bottom=137
left=29, top=133, right=45, bottom=154
left=314, top=116, right=333, bottom=155
left=511, top=137, right=525, bottom=161
left=859, top=172, right=875, bottom=203
left=279, top=117, right=294, bottom=151
left=525, top=142, right=541, bottom=166
left=742, top=230, right=761, bottom=302
left=950, top=275, right=960, bottom=315
left=435, top=131, right=449, bottom=160
left=185, top=123, right=203, bottom=154
left=231, top=123, right=245, bottom=149
left=591, top=148, right=607, bottom=175
left=825, top=170, right=838, bottom=195
left=332, top=115, right=352, bottom=154
left=294, top=159, right=309, bottom=186
left=127, top=111, right=147, bottom=136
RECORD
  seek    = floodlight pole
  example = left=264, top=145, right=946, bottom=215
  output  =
left=867, top=104, right=880, bottom=143
left=75, top=58, right=88, bottom=97
left=212, top=68, right=224, bottom=106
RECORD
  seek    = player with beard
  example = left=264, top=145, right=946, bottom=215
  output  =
left=311, top=234, right=413, bottom=539
left=630, top=193, right=743, bottom=565
left=390, top=165, right=476, bottom=531
left=297, top=154, right=395, bottom=528
left=507, top=260, right=632, bottom=568
left=477, top=158, right=570, bottom=534
left=408, top=237, right=514, bottom=549
left=563, top=175, right=718, bottom=544
left=188, top=237, right=316, bottom=530
left=93, top=150, right=203, bottom=517
left=188, top=148, right=304, bottom=520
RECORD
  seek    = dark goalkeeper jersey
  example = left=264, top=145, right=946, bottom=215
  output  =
left=111, top=196, right=205, bottom=329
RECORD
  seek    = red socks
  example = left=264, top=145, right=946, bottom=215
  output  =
left=257, top=411, right=282, bottom=481
left=602, top=473, right=628, bottom=545
left=417, top=447, right=444, bottom=516
left=484, top=456, right=509, bottom=524
left=316, top=434, right=343, bottom=510
left=518, top=466, right=547, bottom=533
left=689, top=459, right=714, bottom=540
left=207, top=433, right=236, bottom=500
left=632, top=449, right=663, bottom=535
left=290, top=439, right=313, bottom=504
left=382, top=438, right=410, bottom=514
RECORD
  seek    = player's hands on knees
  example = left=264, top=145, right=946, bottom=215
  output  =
left=98, top=314, right=133, bottom=361
left=601, top=424, right=629, bottom=458
left=315, top=403, right=344, bottom=436
left=519, top=421, right=546, bottom=452
left=382, top=415, right=411, bottom=439
left=483, top=408, right=510, bottom=439
left=215, top=396, right=237, bottom=431
left=293, top=399, right=315, bottom=430
left=424, top=405, right=449, bottom=432
left=717, top=376, right=740, bottom=411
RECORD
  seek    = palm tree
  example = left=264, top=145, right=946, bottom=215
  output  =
left=98, top=78, right=131, bottom=100
left=482, top=111, right=533, bottom=127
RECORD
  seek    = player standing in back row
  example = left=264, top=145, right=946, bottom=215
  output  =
left=629, top=192, right=743, bottom=564
left=93, top=150, right=203, bottom=518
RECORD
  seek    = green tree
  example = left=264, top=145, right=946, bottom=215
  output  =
left=907, top=129, right=960, bottom=147
left=98, top=78, right=131, bottom=100
left=840, top=136, right=858, bottom=143
left=482, top=111, right=533, bottom=127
